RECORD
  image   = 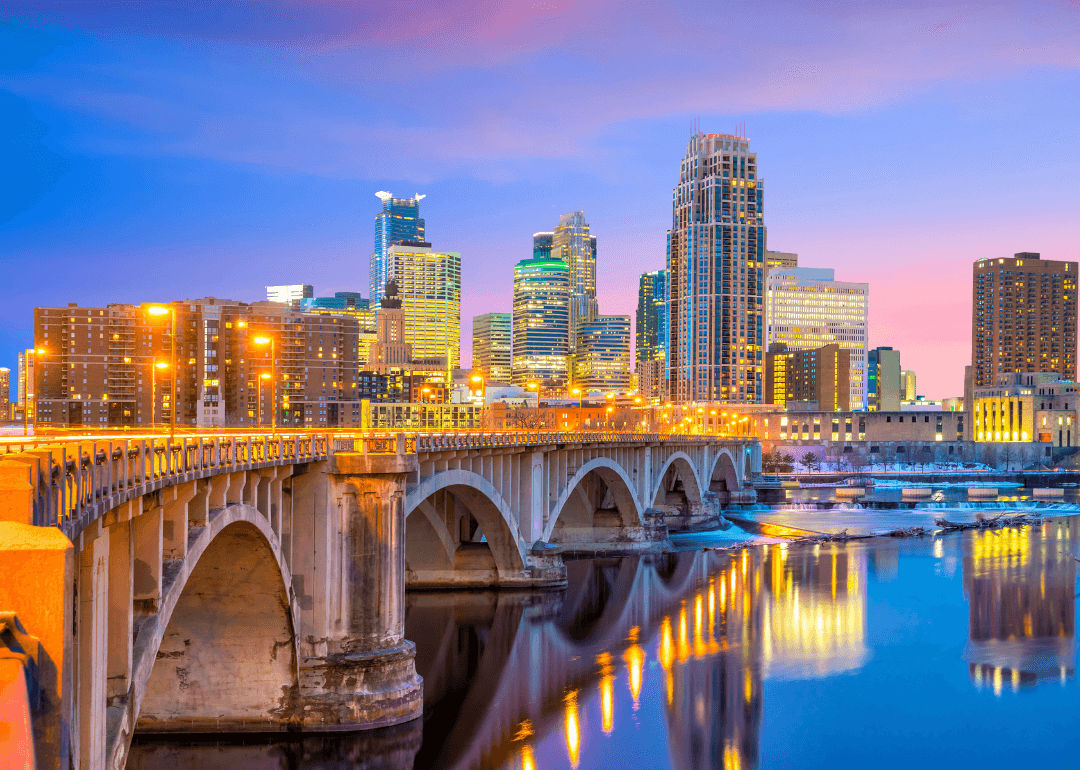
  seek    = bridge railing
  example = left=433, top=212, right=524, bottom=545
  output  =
left=3, top=434, right=329, bottom=539
left=2, top=431, right=753, bottom=539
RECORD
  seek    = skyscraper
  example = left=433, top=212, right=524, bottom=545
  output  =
left=636, top=269, right=669, bottom=401
left=512, top=255, right=571, bottom=387
left=667, top=133, right=765, bottom=403
left=867, top=347, right=901, bottom=411
left=0, top=367, right=9, bottom=420
left=766, top=267, right=869, bottom=409
left=572, top=315, right=632, bottom=391
left=551, top=212, right=598, bottom=344
left=472, top=312, right=512, bottom=383
left=383, top=241, right=461, bottom=368
left=370, top=191, right=426, bottom=304
left=972, top=252, right=1078, bottom=387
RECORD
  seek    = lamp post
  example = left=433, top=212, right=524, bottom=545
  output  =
left=23, top=347, right=46, bottom=437
left=151, top=360, right=169, bottom=427
left=252, top=336, right=276, bottom=430
left=146, top=305, right=177, bottom=439
left=258, top=372, right=270, bottom=428
left=571, top=387, right=583, bottom=430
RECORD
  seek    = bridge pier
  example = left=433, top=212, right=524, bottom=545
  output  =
left=297, top=449, right=423, bottom=730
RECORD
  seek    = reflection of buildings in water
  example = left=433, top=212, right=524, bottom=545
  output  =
left=761, top=543, right=869, bottom=679
left=662, top=549, right=764, bottom=770
left=869, top=544, right=899, bottom=581
left=962, top=520, right=1078, bottom=694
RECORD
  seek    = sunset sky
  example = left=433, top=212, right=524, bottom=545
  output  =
left=4, top=1, right=1080, bottom=397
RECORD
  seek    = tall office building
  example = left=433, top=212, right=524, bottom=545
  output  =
left=765, top=343, right=850, bottom=411
left=266, top=284, right=313, bottom=306
left=370, top=191, right=426, bottom=304
left=867, top=346, right=902, bottom=411
left=636, top=269, right=669, bottom=401
left=767, top=267, right=869, bottom=409
left=512, top=256, right=571, bottom=387
left=383, top=241, right=461, bottom=368
left=551, top=212, right=598, bottom=344
left=972, top=252, right=1077, bottom=387
left=0, top=367, right=9, bottom=420
left=472, top=312, right=512, bottom=383
left=901, top=369, right=917, bottom=401
left=667, top=133, right=765, bottom=403
left=573, top=315, right=632, bottom=391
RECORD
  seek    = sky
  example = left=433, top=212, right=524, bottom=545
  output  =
left=3, top=0, right=1080, bottom=399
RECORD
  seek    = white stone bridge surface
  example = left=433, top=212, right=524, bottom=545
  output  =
left=0, top=430, right=758, bottom=768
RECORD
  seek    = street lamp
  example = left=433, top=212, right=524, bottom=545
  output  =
left=151, top=361, right=169, bottom=427
left=146, top=305, right=177, bottom=439
left=571, top=387, right=583, bottom=430
left=23, top=347, right=47, bottom=437
left=421, top=386, right=432, bottom=430
left=252, top=336, right=276, bottom=430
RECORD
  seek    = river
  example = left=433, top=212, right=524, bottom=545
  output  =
left=131, top=493, right=1080, bottom=769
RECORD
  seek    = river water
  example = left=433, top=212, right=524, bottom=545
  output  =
left=131, top=495, right=1080, bottom=769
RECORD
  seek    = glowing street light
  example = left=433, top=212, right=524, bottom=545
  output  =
left=251, top=335, right=276, bottom=430
left=146, top=305, right=177, bottom=439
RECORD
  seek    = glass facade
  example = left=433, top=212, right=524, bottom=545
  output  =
left=370, top=192, right=426, bottom=303
left=766, top=267, right=869, bottom=410
left=512, top=256, right=570, bottom=387
left=667, top=133, right=765, bottom=404
left=472, top=312, right=512, bottom=384
left=552, top=212, right=598, bottom=347
left=384, top=242, right=461, bottom=368
left=572, top=315, right=632, bottom=391
left=636, top=269, right=669, bottom=364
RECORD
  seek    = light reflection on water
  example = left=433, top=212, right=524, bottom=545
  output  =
left=130, top=518, right=1080, bottom=769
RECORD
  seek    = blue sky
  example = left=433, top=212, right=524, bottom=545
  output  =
left=3, top=1, right=1080, bottom=397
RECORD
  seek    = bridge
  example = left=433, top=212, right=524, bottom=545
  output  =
left=0, top=430, right=758, bottom=768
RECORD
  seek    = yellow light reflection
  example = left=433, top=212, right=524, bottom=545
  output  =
left=624, top=643, right=645, bottom=708
left=564, top=690, right=581, bottom=768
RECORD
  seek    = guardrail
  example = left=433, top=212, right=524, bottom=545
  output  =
left=0, top=431, right=754, bottom=539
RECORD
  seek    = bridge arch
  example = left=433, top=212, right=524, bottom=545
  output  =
left=708, top=448, right=742, bottom=498
left=649, top=451, right=705, bottom=511
left=544, top=457, right=644, bottom=543
left=405, top=470, right=527, bottom=583
left=130, top=505, right=299, bottom=743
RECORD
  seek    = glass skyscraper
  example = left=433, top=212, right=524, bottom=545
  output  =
left=472, top=312, right=512, bottom=384
left=370, top=191, right=426, bottom=304
left=532, top=232, right=554, bottom=260
left=636, top=269, right=669, bottom=365
left=511, top=256, right=571, bottom=387
left=572, top=315, right=632, bottom=391
left=383, top=241, right=461, bottom=368
left=667, top=133, right=765, bottom=403
left=552, top=212, right=598, bottom=346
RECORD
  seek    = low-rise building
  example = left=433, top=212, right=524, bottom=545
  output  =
left=972, top=372, right=1079, bottom=446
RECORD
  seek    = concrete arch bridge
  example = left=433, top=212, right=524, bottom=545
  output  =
left=0, top=430, right=758, bottom=768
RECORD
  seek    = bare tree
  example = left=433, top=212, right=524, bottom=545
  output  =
left=503, top=406, right=546, bottom=430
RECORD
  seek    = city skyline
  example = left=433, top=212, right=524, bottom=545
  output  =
left=4, top=2, right=1080, bottom=399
